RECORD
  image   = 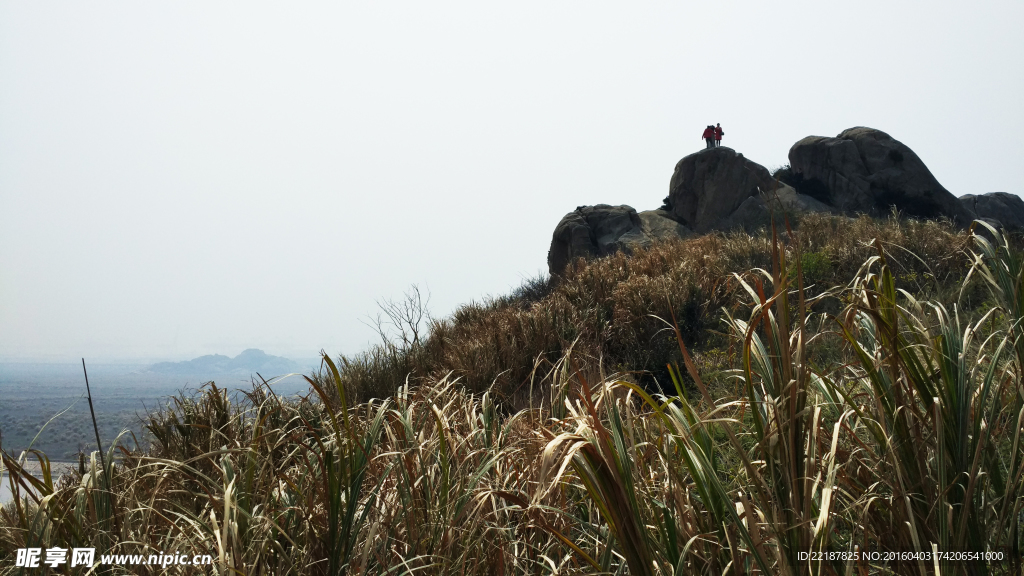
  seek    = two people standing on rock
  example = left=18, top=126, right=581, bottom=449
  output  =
left=701, top=123, right=724, bottom=149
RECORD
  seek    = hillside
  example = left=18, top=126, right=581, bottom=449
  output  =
left=326, top=213, right=977, bottom=407
left=4, top=125, right=1023, bottom=573
left=5, top=214, right=1021, bottom=574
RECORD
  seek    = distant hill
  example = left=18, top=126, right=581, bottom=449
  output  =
left=147, top=349, right=301, bottom=376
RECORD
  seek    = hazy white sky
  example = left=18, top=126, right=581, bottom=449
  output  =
left=2, top=1, right=1022, bottom=361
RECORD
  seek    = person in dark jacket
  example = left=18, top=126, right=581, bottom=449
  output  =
left=714, top=123, right=723, bottom=147
left=702, top=125, right=715, bottom=149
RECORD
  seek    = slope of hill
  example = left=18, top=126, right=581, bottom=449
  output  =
left=320, top=213, right=978, bottom=407
left=6, top=217, right=1020, bottom=575
left=5, top=124, right=1022, bottom=573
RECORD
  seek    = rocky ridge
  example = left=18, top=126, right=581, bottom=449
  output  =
left=548, top=127, right=1022, bottom=276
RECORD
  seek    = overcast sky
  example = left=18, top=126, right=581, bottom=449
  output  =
left=2, top=1, right=1022, bottom=362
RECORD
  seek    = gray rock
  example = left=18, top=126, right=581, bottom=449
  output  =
left=638, top=209, right=691, bottom=240
left=773, top=183, right=834, bottom=214
left=960, top=192, right=1024, bottom=231
left=788, top=127, right=973, bottom=225
left=667, top=147, right=780, bottom=233
left=716, top=183, right=833, bottom=232
left=548, top=204, right=651, bottom=276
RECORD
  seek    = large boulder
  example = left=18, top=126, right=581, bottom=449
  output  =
left=667, top=146, right=829, bottom=233
left=668, top=147, right=783, bottom=233
left=547, top=205, right=690, bottom=276
left=548, top=205, right=649, bottom=276
left=960, top=192, right=1024, bottom=231
left=787, top=127, right=973, bottom=225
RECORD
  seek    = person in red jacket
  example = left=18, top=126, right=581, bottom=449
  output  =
left=714, top=123, right=724, bottom=147
left=702, top=125, right=715, bottom=149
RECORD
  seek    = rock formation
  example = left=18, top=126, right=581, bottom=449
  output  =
left=547, top=205, right=646, bottom=276
left=638, top=209, right=690, bottom=239
left=786, top=127, right=973, bottom=225
left=547, top=205, right=690, bottom=276
left=667, top=147, right=776, bottom=233
left=960, top=192, right=1024, bottom=231
left=667, top=146, right=831, bottom=233
left=546, top=126, right=1019, bottom=276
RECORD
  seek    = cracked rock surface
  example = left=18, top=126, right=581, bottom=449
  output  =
left=960, top=192, right=1024, bottom=231
left=667, top=147, right=780, bottom=233
left=787, top=127, right=973, bottom=225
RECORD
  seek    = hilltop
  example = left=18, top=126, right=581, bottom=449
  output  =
left=325, top=127, right=1017, bottom=406
left=548, top=126, right=1023, bottom=277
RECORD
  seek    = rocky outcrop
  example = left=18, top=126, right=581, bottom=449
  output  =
left=667, top=147, right=780, bottom=233
left=548, top=205, right=648, bottom=276
left=666, top=146, right=831, bottom=233
left=545, top=126, right=1016, bottom=275
left=547, top=205, right=691, bottom=276
left=960, top=192, right=1024, bottom=231
left=638, top=209, right=690, bottom=239
left=787, top=127, right=973, bottom=225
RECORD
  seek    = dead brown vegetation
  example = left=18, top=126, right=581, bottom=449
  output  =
left=333, top=214, right=974, bottom=406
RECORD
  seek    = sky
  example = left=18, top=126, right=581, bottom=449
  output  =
left=1, top=1, right=1022, bottom=362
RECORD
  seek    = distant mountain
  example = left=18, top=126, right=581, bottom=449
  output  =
left=147, top=349, right=301, bottom=376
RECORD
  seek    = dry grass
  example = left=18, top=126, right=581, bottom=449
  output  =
left=331, top=214, right=974, bottom=407
left=6, top=215, right=1022, bottom=575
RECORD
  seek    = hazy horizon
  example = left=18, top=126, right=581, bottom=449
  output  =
left=2, top=1, right=1022, bottom=362
left=0, top=352, right=325, bottom=366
